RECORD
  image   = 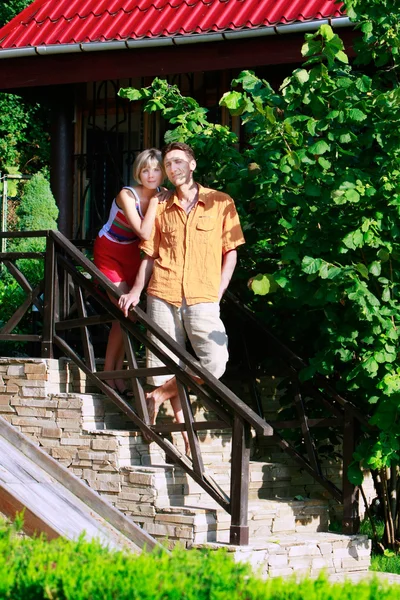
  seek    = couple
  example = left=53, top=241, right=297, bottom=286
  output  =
left=96, top=142, right=245, bottom=454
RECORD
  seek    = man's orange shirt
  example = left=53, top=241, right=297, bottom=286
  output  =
left=140, top=184, right=245, bottom=306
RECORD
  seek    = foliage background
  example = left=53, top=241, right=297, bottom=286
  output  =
left=0, top=0, right=50, bottom=176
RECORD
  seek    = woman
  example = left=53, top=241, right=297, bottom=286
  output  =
left=93, top=148, right=164, bottom=396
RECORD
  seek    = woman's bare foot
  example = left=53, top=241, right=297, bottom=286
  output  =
left=145, top=388, right=165, bottom=425
left=184, top=437, right=191, bottom=457
left=146, top=378, right=179, bottom=424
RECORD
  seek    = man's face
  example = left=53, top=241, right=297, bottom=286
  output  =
left=163, top=149, right=196, bottom=188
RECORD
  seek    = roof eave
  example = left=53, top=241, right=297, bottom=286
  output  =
left=0, top=16, right=352, bottom=59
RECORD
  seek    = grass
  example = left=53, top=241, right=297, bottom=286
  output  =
left=359, top=518, right=400, bottom=574
left=330, top=516, right=400, bottom=574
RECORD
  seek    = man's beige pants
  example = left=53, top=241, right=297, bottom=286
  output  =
left=146, top=294, right=229, bottom=386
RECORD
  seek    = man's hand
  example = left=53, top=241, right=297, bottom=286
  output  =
left=118, top=288, right=141, bottom=317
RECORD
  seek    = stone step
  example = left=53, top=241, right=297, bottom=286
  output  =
left=194, top=531, right=371, bottom=579
left=0, top=357, right=371, bottom=579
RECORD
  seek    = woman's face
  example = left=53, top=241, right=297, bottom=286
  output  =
left=139, top=160, right=163, bottom=190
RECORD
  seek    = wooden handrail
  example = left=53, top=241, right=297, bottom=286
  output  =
left=0, top=230, right=364, bottom=539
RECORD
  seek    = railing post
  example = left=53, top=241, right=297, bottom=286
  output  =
left=230, top=414, right=250, bottom=545
left=41, top=234, right=55, bottom=358
left=342, top=405, right=360, bottom=534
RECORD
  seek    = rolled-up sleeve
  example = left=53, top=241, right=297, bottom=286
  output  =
left=222, top=199, right=245, bottom=254
left=140, top=218, right=160, bottom=258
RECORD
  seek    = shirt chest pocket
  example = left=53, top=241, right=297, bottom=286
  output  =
left=196, top=217, right=216, bottom=242
left=161, top=224, right=178, bottom=247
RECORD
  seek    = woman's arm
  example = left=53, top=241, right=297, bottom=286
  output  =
left=118, top=256, right=155, bottom=317
left=116, top=188, right=159, bottom=241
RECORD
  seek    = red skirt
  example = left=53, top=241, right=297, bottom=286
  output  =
left=93, top=235, right=141, bottom=287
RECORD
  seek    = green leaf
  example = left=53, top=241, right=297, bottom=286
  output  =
left=363, top=356, right=379, bottom=375
left=294, top=69, right=309, bottom=84
left=345, top=189, right=360, bottom=203
left=250, top=273, right=279, bottom=295
left=343, top=232, right=356, bottom=249
left=302, top=256, right=322, bottom=274
left=368, top=396, right=379, bottom=405
left=266, top=106, right=276, bottom=124
left=307, top=120, right=317, bottom=135
left=332, top=190, right=346, bottom=205
left=287, top=151, right=301, bottom=170
left=356, top=75, right=372, bottom=92
left=274, top=275, right=289, bottom=289
left=318, top=157, right=331, bottom=170
left=347, top=462, right=364, bottom=486
left=339, top=133, right=352, bottom=144
left=348, top=109, right=367, bottom=122
left=319, top=24, right=334, bottom=41
left=369, top=261, right=381, bottom=276
left=232, top=70, right=260, bottom=91
left=336, top=50, right=349, bottom=64
left=377, top=249, right=390, bottom=262
left=370, top=400, right=398, bottom=430
left=353, top=230, right=364, bottom=248
left=319, top=262, right=329, bottom=279
left=308, top=140, right=330, bottom=155
left=118, top=87, right=150, bottom=101
left=361, top=21, right=373, bottom=35
left=220, top=91, right=242, bottom=110
left=326, top=266, right=341, bottom=279
left=356, top=263, right=369, bottom=279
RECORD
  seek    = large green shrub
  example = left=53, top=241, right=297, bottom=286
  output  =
left=16, top=172, right=58, bottom=233
left=0, top=174, right=57, bottom=353
left=0, top=518, right=398, bottom=600
left=11, top=172, right=58, bottom=252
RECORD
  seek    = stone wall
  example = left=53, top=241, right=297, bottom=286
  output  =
left=0, top=358, right=373, bottom=570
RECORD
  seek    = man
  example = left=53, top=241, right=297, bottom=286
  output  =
left=119, top=142, right=245, bottom=454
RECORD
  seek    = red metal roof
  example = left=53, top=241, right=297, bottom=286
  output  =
left=0, top=0, right=345, bottom=49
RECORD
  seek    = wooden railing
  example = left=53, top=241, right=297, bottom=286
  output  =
left=0, top=230, right=363, bottom=542
left=223, top=291, right=367, bottom=533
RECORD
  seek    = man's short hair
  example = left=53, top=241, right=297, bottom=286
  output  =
left=162, top=142, right=196, bottom=162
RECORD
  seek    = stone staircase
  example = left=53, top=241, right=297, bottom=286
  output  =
left=0, top=357, right=372, bottom=577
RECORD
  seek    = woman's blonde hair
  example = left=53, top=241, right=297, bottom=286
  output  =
left=132, top=148, right=163, bottom=184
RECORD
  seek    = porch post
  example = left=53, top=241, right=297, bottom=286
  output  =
left=50, top=85, right=74, bottom=239
left=230, top=414, right=250, bottom=545
left=41, top=234, right=55, bottom=358
left=342, top=406, right=360, bottom=534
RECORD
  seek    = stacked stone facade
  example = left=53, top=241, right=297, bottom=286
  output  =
left=0, top=357, right=372, bottom=577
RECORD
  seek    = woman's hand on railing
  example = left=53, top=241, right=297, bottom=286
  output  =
left=118, top=288, right=141, bottom=317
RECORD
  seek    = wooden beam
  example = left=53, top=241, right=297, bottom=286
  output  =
left=0, top=31, right=357, bottom=91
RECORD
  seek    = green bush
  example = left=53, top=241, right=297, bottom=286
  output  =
left=11, top=172, right=58, bottom=252
left=0, top=518, right=398, bottom=600
left=0, top=173, right=56, bottom=354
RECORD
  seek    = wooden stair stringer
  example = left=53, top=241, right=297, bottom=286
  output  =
left=0, top=415, right=160, bottom=552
